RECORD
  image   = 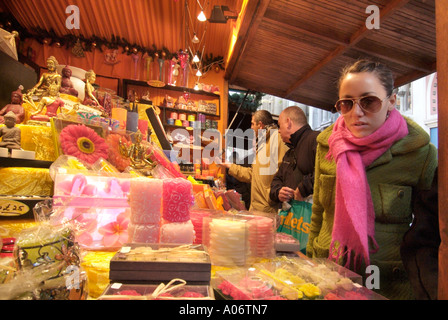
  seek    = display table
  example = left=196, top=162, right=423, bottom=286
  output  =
left=0, top=167, right=53, bottom=196
left=0, top=124, right=56, bottom=161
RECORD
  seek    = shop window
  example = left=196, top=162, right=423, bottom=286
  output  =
left=430, top=127, right=438, bottom=149
left=396, top=83, right=412, bottom=114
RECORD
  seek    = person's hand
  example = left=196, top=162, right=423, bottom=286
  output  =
left=219, top=162, right=231, bottom=169
left=278, top=186, right=295, bottom=202
left=294, top=187, right=304, bottom=201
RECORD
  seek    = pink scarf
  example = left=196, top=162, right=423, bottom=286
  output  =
left=326, top=109, right=408, bottom=269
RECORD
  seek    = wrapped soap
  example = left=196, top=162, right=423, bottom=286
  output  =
left=204, top=216, right=250, bottom=266
left=15, top=224, right=79, bottom=276
left=129, top=177, right=162, bottom=224
left=128, top=223, right=160, bottom=243
left=160, top=220, right=195, bottom=244
left=162, top=178, right=193, bottom=222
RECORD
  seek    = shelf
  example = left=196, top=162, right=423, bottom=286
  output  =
left=162, top=106, right=219, bottom=118
left=164, top=124, right=220, bottom=132
left=123, top=79, right=220, bottom=98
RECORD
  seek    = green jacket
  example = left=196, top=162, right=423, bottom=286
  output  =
left=307, top=117, right=438, bottom=300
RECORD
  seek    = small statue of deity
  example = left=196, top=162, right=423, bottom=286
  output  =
left=26, top=56, right=61, bottom=100
left=0, top=85, right=25, bottom=124
left=119, top=130, right=154, bottom=175
left=0, top=111, right=21, bottom=152
left=83, top=70, right=100, bottom=106
left=82, top=69, right=106, bottom=115
left=30, top=84, right=67, bottom=122
left=59, top=65, right=79, bottom=97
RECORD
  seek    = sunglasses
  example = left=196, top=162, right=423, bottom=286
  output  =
left=335, top=95, right=388, bottom=114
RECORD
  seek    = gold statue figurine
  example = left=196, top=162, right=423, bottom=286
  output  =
left=26, top=56, right=61, bottom=100
left=119, top=130, right=154, bottom=175
left=29, top=84, right=77, bottom=122
left=82, top=69, right=106, bottom=116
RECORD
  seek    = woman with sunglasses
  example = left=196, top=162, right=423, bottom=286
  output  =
left=307, top=60, right=439, bottom=300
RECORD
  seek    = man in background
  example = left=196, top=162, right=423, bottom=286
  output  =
left=221, top=110, right=288, bottom=215
left=270, top=106, right=319, bottom=205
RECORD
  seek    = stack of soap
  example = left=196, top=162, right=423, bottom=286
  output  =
left=162, top=178, right=193, bottom=222
left=207, top=217, right=250, bottom=266
left=160, top=178, right=195, bottom=244
left=190, top=209, right=214, bottom=244
left=160, top=220, right=195, bottom=244
left=128, top=177, right=162, bottom=243
left=248, top=216, right=275, bottom=258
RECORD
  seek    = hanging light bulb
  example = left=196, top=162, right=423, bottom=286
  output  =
left=192, top=33, right=200, bottom=44
left=194, top=83, right=200, bottom=90
left=197, top=11, right=207, bottom=21
left=196, top=69, right=202, bottom=77
left=192, top=53, right=200, bottom=63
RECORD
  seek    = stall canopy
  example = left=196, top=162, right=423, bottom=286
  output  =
left=226, top=0, right=436, bottom=111
left=0, top=0, right=436, bottom=111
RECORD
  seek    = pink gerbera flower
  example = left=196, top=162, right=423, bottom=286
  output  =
left=98, top=210, right=130, bottom=248
left=59, top=124, right=109, bottom=164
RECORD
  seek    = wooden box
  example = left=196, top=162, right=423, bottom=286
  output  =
left=99, top=282, right=215, bottom=300
left=109, top=243, right=211, bottom=284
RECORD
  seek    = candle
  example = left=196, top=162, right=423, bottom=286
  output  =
left=190, top=209, right=213, bottom=244
left=248, top=216, right=275, bottom=258
left=138, top=119, right=149, bottom=141
left=126, top=111, right=139, bottom=132
left=128, top=223, right=160, bottom=243
left=111, top=107, right=128, bottom=131
left=160, top=220, right=195, bottom=244
left=207, top=218, right=249, bottom=266
left=162, top=178, right=192, bottom=223
left=129, top=177, right=162, bottom=224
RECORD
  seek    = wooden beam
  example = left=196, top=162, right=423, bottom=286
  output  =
left=225, top=0, right=271, bottom=82
left=285, top=0, right=411, bottom=98
left=394, top=61, right=437, bottom=88
left=352, top=45, right=435, bottom=74
left=436, top=0, right=448, bottom=300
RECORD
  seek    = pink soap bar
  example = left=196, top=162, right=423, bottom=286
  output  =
left=162, top=178, right=193, bottom=222
left=248, top=216, right=275, bottom=258
left=190, top=209, right=214, bottom=244
left=128, top=223, right=160, bottom=243
left=130, top=177, right=162, bottom=224
left=160, top=220, right=195, bottom=244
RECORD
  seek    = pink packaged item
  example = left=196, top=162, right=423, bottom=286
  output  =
left=160, top=220, right=195, bottom=244
left=162, top=178, right=193, bottom=222
left=129, top=177, right=162, bottom=224
left=128, top=223, right=160, bottom=243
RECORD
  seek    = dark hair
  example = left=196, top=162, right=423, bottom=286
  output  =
left=338, top=60, right=395, bottom=97
left=253, top=109, right=274, bottom=126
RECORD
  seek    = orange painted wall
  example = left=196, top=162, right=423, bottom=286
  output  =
left=21, top=38, right=228, bottom=136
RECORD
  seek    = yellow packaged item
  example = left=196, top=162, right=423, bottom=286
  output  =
left=81, top=251, right=117, bottom=299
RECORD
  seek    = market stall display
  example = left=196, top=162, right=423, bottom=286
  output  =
left=0, top=55, right=388, bottom=302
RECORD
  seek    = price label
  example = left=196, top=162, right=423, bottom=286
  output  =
left=0, top=199, right=29, bottom=216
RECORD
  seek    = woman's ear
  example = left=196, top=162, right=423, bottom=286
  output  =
left=388, top=92, right=397, bottom=111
